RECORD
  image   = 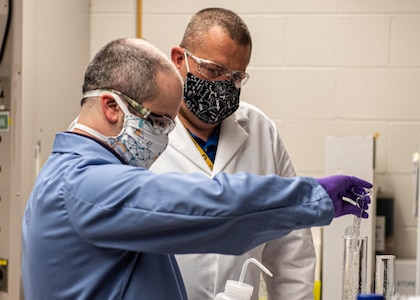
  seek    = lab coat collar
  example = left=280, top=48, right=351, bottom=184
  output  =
left=168, top=110, right=249, bottom=175
left=214, top=111, right=249, bottom=173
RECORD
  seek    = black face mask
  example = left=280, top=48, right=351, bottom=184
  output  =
left=183, top=73, right=240, bottom=124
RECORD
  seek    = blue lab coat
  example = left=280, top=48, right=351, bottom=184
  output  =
left=22, top=132, right=334, bottom=299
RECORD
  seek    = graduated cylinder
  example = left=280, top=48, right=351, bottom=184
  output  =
left=342, top=235, right=368, bottom=300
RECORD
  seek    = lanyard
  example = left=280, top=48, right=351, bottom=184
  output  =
left=189, top=134, right=214, bottom=171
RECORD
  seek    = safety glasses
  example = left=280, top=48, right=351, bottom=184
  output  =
left=105, top=89, right=176, bottom=134
left=184, top=49, right=249, bottom=89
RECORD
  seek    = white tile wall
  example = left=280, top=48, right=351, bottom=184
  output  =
left=391, top=15, right=420, bottom=66
left=141, top=15, right=188, bottom=56
left=236, top=1, right=339, bottom=13
left=389, top=123, right=420, bottom=173
left=91, top=0, right=420, bottom=260
left=337, top=69, right=420, bottom=120
left=242, top=16, right=286, bottom=66
left=283, top=16, right=390, bottom=66
left=339, top=0, right=420, bottom=12
left=143, top=1, right=237, bottom=14
left=90, top=0, right=136, bottom=59
left=90, top=0, right=136, bottom=13
left=242, top=68, right=336, bottom=119
left=281, top=120, right=388, bottom=173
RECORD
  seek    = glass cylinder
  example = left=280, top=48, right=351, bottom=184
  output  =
left=375, top=255, right=395, bottom=300
left=342, top=235, right=368, bottom=300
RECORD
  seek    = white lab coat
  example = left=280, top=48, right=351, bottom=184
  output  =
left=151, top=101, right=316, bottom=300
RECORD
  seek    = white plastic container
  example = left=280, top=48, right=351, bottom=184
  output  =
left=214, top=258, right=272, bottom=300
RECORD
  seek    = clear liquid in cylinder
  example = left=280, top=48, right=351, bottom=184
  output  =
left=342, top=188, right=371, bottom=300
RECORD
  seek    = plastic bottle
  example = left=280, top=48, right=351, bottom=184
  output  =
left=214, top=258, right=273, bottom=300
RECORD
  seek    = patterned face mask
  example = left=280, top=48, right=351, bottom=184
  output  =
left=73, top=90, right=169, bottom=168
left=183, top=50, right=241, bottom=124
left=183, top=72, right=241, bottom=124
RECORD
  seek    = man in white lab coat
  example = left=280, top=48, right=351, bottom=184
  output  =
left=151, top=7, right=317, bottom=300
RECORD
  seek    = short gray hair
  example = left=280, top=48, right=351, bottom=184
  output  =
left=180, top=7, right=252, bottom=55
left=82, top=38, right=180, bottom=104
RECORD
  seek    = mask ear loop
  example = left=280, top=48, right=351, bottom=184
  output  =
left=74, top=89, right=137, bottom=143
left=105, top=91, right=131, bottom=117
left=83, top=89, right=130, bottom=116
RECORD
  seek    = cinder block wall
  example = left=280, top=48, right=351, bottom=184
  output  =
left=91, top=0, right=420, bottom=259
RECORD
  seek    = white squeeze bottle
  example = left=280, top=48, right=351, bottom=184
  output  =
left=214, top=258, right=273, bottom=300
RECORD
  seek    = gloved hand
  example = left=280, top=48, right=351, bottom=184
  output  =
left=316, top=175, right=373, bottom=218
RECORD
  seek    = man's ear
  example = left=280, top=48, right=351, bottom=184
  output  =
left=100, top=94, right=120, bottom=124
left=171, top=46, right=185, bottom=71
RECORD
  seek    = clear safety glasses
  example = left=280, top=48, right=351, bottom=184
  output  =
left=105, top=89, right=176, bottom=134
left=184, top=49, right=249, bottom=89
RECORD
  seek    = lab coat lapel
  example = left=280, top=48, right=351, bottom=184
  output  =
left=212, top=112, right=249, bottom=173
left=168, top=117, right=213, bottom=175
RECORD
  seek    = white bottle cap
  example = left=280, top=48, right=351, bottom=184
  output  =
left=223, top=258, right=273, bottom=300
left=224, top=280, right=253, bottom=300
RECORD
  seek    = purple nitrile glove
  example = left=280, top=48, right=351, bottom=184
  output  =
left=316, top=175, right=373, bottom=218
